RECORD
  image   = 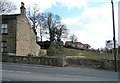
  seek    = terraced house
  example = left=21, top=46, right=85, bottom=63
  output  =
left=0, top=2, right=40, bottom=56
left=65, top=41, right=91, bottom=50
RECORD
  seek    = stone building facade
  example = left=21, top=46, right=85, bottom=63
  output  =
left=0, top=2, right=40, bottom=56
left=65, top=41, right=91, bottom=49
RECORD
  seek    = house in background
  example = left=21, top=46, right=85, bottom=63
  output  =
left=0, top=2, right=40, bottom=56
left=74, top=42, right=83, bottom=48
left=65, top=41, right=91, bottom=49
left=64, top=41, right=74, bottom=47
left=82, top=44, right=91, bottom=49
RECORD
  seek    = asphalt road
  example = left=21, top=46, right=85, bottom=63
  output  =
left=1, top=62, right=118, bottom=81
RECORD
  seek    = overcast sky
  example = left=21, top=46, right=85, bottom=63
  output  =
left=12, top=0, right=119, bottom=49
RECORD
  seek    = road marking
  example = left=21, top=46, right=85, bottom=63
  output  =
left=54, top=73, right=105, bottom=79
left=2, top=79, right=10, bottom=81
left=55, top=74, right=85, bottom=78
left=54, top=74, right=116, bottom=81
left=19, top=66, right=29, bottom=67
left=2, top=70, right=14, bottom=72
left=3, top=63, right=52, bottom=68
left=3, top=70, right=31, bottom=74
left=15, top=71, right=31, bottom=74
left=3, top=64, right=35, bottom=68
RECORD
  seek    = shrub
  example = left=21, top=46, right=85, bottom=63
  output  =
left=47, top=41, right=65, bottom=56
left=38, top=50, right=47, bottom=56
left=27, top=53, right=33, bottom=57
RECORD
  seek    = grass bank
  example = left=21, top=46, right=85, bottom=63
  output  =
left=64, top=48, right=115, bottom=60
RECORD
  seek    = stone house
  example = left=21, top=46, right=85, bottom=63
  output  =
left=74, top=42, right=83, bottom=48
left=65, top=41, right=91, bottom=49
left=0, top=2, right=40, bottom=56
left=65, top=41, right=75, bottom=47
left=82, top=44, right=91, bottom=49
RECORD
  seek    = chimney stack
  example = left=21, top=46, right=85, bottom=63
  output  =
left=20, top=2, right=26, bottom=15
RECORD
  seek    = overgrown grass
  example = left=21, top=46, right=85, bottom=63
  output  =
left=64, top=48, right=114, bottom=60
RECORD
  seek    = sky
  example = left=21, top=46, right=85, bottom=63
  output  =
left=11, top=0, right=119, bottom=49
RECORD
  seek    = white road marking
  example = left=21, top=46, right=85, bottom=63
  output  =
left=3, top=70, right=31, bottom=74
left=3, top=63, right=52, bottom=68
left=15, top=71, right=31, bottom=74
left=3, top=64, right=37, bottom=68
left=55, top=74, right=88, bottom=78
left=54, top=74, right=110, bottom=81
left=2, top=79, right=11, bottom=81
left=2, top=70, right=14, bottom=72
left=55, top=74, right=100, bottom=79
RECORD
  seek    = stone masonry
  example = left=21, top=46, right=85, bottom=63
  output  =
left=16, top=14, right=40, bottom=56
left=1, top=2, right=40, bottom=56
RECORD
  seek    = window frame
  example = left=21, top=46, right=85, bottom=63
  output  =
left=1, top=24, right=8, bottom=34
left=1, top=41, right=7, bottom=53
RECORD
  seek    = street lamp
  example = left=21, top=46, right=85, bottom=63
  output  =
left=111, top=0, right=117, bottom=72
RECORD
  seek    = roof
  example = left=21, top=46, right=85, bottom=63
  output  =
left=65, top=41, right=82, bottom=44
left=83, top=44, right=91, bottom=47
left=2, top=14, right=20, bottom=20
left=2, top=14, right=37, bottom=35
left=65, top=41, right=72, bottom=43
left=75, top=42, right=82, bottom=44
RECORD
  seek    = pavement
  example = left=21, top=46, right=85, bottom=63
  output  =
left=1, top=62, right=118, bottom=81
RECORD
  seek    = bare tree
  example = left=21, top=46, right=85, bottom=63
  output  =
left=0, top=0, right=17, bottom=15
left=69, top=34, right=78, bottom=44
left=55, top=24, right=68, bottom=42
left=43, top=13, right=60, bottom=43
left=27, top=4, right=47, bottom=41
left=42, top=12, right=68, bottom=43
left=27, top=6, right=68, bottom=43
left=36, top=13, right=47, bottom=41
left=27, top=4, right=40, bottom=30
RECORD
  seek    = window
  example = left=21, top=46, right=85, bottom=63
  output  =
left=1, top=24, right=8, bottom=34
left=1, top=41, right=7, bottom=53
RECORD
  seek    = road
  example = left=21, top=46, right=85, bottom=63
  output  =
left=1, top=62, right=118, bottom=81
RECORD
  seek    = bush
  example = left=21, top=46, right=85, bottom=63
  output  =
left=38, top=50, right=47, bottom=56
left=27, top=53, right=33, bottom=57
left=65, top=58, right=75, bottom=65
left=47, top=41, right=65, bottom=56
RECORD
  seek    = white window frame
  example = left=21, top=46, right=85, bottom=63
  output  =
left=1, top=24, right=8, bottom=34
left=1, top=41, right=7, bottom=53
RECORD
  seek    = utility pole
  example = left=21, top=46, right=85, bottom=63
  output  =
left=111, top=0, right=117, bottom=72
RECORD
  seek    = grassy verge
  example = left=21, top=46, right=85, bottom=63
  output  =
left=64, top=48, right=114, bottom=60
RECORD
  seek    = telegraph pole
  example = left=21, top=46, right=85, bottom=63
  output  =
left=111, top=0, right=117, bottom=72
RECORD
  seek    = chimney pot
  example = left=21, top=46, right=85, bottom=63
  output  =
left=20, top=2, right=26, bottom=15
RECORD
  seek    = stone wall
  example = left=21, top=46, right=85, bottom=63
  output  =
left=4, top=55, right=118, bottom=71
left=7, top=56, right=63, bottom=67
left=2, top=17, right=17, bottom=54
left=16, top=14, right=40, bottom=56
left=7, top=19, right=16, bottom=53
left=65, top=58, right=117, bottom=70
left=0, top=55, right=2, bottom=62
